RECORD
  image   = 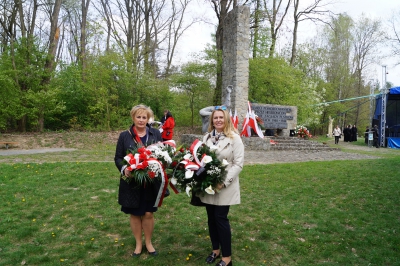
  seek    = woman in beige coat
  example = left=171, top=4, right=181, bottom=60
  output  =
left=200, top=106, right=244, bottom=266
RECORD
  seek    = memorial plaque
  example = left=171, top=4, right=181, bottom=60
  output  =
left=252, top=104, right=294, bottom=129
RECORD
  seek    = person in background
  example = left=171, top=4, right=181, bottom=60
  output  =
left=114, top=105, right=162, bottom=257
left=160, top=109, right=168, bottom=125
left=201, top=105, right=244, bottom=266
left=333, top=125, right=342, bottom=144
left=343, top=125, right=349, bottom=142
left=373, top=125, right=380, bottom=148
left=364, top=126, right=369, bottom=144
left=352, top=125, right=358, bottom=142
left=160, top=110, right=175, bottom=141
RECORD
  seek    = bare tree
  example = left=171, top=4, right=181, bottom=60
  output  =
left=80, top=0, right=91, bottom=76
left=0, top=0, right=18, bottom=50
left=251, top=0, right=262, bottom=58
left=351, top=14, right=384, bottom=125
left=210, top=0, right=235, bottom=105
left=44, top=0, right=62, bottom=75
left=95, top=0, right=194, bottom=76
left=263, top=0, right=291, bottom=58
left=164, top=0, right=196, bottom=76
left=387, top=9, right=400, bottom=64
left=290, top=0, right=333, bottom=66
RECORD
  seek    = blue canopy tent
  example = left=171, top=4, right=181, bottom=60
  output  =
left=373, top=87, right=400, bottom=148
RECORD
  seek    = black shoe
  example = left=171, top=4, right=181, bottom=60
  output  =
left=148, top=250, right=158, bottom=256
left=206, top=252, right=220, bottom=264
left=215, top=260, right=232, bottom=266
left=131, top=252, right=141, bottom=257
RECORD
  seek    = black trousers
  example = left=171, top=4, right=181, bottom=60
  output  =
left=334, top=136, right=340, bottom=144
left=373, top=138, right=379, bottom=148
left=205, top=204, right=231, bottom=257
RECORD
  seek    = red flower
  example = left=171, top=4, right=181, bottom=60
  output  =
left=148, top=171, right=156, bottom=179
left=139, top=153, right=148, bottom=160
left=136, top=161, right=148, bottom=170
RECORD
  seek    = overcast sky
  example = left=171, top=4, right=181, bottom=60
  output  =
left=178, top=0, right=400, bottom=87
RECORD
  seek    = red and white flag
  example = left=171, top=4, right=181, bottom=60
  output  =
left=240, top=102, right=264, bottom=139
left=230, top=109, right=238, bottom=130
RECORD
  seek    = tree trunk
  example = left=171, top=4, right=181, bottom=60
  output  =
left=252, top=0, right=261, bottom=59
left=44, top=0, right=62, bottom=76
left=289, top=0, right=299, bottom=66
left=81, top=0, right=91, bottom=80
left=213, top=0, right=229, bottom=105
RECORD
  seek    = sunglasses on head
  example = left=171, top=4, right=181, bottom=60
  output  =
left=215, top=105, right=227, bottom=110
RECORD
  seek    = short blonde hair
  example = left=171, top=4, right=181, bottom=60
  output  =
left=207, top=109, right=238, bottom=138
left=130, top=104, right=154, bottom=122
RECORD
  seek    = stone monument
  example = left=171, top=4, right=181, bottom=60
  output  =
left=251, top=103, right=297, bottom=137
left=221, top=6, right=250, bottom=127
left=189, top=5, right=250, bottom=144
left=328, top=116, right=334, bottom=137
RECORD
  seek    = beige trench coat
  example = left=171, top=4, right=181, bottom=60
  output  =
left=199, top=132, right=244, bottom=206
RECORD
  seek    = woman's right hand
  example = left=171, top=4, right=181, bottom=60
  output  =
left=124, top=168, right=132, bottom=178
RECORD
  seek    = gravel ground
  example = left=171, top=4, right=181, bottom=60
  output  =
left=0, top=138, right=395, bottom=165
left=244, top=139, right=393, bottom=165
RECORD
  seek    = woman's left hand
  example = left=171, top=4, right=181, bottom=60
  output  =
left=216, top=183, right=224, bottom=190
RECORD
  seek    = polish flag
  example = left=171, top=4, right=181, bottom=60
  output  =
left=240, top=102, right=264, bottom=139
left=230, top=109, right=238, bottom=130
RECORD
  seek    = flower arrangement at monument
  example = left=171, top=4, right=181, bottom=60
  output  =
left=294, top=125, right=312, bottom=138
left=122, top=140, right=176, bottom=206
left=167, top=139, right=229, bottom=197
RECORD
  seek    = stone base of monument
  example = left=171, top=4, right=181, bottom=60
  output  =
left=180, top=134, right=339, bottom=152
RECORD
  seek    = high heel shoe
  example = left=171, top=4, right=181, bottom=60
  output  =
left=215, top=259, right=232, bottom=266
left=131, top=252, right=141, bottom=257
left=205, top=252, right=221, bottom=264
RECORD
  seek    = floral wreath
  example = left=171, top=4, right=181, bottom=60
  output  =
left=167, top=139, right=229, bottom=197
left=123, top=140, right=176, bottom=207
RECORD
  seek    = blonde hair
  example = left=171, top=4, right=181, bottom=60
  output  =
left=207, top=109, right=238, bottom=138
left=130, top=104, right=154, bottom=123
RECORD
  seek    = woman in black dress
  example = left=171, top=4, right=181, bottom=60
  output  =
left=114, top=105, right=162, bottom=257
left=352, top=125, right=358, bottom=141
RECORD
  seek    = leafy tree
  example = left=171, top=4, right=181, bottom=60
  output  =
left=170, top=62, right=214, bottom=127
left=0, top=37, right=64, bottom=132
left=0, top=74, right=21, bottom=131
left=249, top=56, right=323, bottom=124
left=49, top=63, right=89, bottom=130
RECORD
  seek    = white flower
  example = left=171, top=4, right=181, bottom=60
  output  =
left=183, top=154, right=192, bottom=160
left=222, top=159, right=229, bottom=166
left=209, top=145, right=218, bottom=151
left=205, top=185, right=215, bottom=195
left=202, top=155, right=212, bottom=164
left=185, top=170, right=194, bottom=179
left=185, top=186, right=191, bottom=197
left=160, top=151, right=172, bottom=163
left=170, top=177, right=178, bottom=185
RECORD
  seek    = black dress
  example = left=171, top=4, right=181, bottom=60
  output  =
left=114, top=125, right=162, bottom=216
left=343, top=127, right=349, bottom=142
left=351, top=126, right=357, bottom=141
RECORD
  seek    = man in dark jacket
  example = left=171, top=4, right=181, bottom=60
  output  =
left=372, top=125, right=379, bottom=148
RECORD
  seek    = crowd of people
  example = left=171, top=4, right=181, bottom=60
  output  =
left=333, top=124, right=381, bottom=148
left=114, top=105, right=242, bottom=266
left=342, top=124, right=358, bottom=142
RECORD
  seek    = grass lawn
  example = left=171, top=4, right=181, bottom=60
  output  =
left=0, top=145, right=399, bottom=265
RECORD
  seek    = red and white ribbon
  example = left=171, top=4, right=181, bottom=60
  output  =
left=190, top=139, right=203, bottom=166
left=148, top=158, right=168, bottom=207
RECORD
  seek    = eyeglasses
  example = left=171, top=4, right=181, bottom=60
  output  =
left=215, top=106, right=227, bottom=110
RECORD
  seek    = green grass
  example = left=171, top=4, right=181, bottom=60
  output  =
left=1, top=154, right=400, bottom=265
